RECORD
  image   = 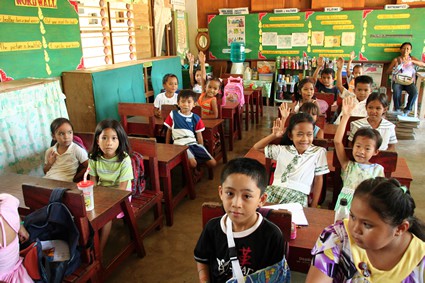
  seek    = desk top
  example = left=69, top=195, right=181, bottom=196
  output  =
left=127, top=114, right=224, bottom=128
left=0, top=78, right=60, bottom=93
left=0, top=173, right=130, bottom=223
left=155, top=143, right=188, bottom=163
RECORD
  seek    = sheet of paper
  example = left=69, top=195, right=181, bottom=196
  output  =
left=40, top=240, right=70, bottom=262
left=263, top=202, right=309, bottom=226
left=262, top=32, right=277, bottom=46
left=277, top=35, right=292, bottom=49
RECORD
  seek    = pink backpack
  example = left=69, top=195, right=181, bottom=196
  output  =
left=222, top=76, right=245, bottom=107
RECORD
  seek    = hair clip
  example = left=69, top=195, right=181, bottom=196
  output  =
left=358, top=262, right=371, bottom=277
left=400, top=186, right=408, bottom=194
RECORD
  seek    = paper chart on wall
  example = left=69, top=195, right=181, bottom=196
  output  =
left=341, top=32, right=356, bottom=46
left=262, top=32, right=277, bottom=46
left=311, top=31, right=324, bottom=46
left=227, top=16, right=246, bottom=46
left=277, top=35, right=292, bottom=49
left=324, top=36, right=341, bottom=48
left=291, top=33, right=308, bottom=47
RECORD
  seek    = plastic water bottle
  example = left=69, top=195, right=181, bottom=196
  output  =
left=230, top=42, right=245, bottom=63
left=334, top=198, right=349, bottom=223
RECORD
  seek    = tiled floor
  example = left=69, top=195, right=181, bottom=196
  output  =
left=105, top=106, right=425, bottom=283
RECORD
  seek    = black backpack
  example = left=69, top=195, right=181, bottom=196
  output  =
left=22, top=188, right=82, bottom=283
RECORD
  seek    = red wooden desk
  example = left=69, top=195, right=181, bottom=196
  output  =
left=324, top=123, right=337, bottom=139
left=0, top=173, right=143, bottom=280
left=288, top=207, right=334, bottom=273
left=245, top=87, right=262, bottom=123
left=243, top=90, right=253, bottom=130
left=156, top=143, right=195, bottom=226
left=221, top=103, right=242, bottom=151
left=202, top=119, right=228, bottom=179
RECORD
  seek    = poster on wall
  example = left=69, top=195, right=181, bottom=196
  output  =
left=227, top=16, right=245, bottom=46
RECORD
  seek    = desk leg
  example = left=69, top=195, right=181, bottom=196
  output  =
left=121, top=198, right=145, bottom=257
left=245, top=101, right=249, bottom=130
left=219, top=123, right=227, bottom=163
left=237, top=108, right=242, bottom=140
left=228, top=115, right=234, bottom=151
left=182, top=153, right=196, bottom=200
left=162, top=167, right=174, bottom=226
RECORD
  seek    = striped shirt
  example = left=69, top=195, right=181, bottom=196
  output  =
left=348, top=117, right=397, bottom=150
left=89, top=154, right=133, bottom=190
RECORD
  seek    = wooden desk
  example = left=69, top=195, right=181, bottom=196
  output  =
left=156, top=143, right=195, bottom=226
left=324, top=123, right=337, bottom=139
left=243, top=90, right=253, bottom=130
left=221, top=104, right=242, bottom=151
left=245, top=87, right=262, bottom=123
left=202, top=119, right=228, bottom=179
left=0, top=173, right=144, bottom=280
left=288, top=207, right=334, bottom=273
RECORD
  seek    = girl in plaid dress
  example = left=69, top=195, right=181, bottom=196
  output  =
left=253, top=112, right=329, bottom=207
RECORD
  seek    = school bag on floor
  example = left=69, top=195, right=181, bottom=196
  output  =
left=21, top=188, right=82, bottom=283
left=222, top=76, right=245, bottom=107
left=130, top=151, right=146, bottom=197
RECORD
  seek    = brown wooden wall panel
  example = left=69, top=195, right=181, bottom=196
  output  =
left=311, top=0, right=365, bottom=8
left=366, top=0, right=394, bottom=6
left=134, top=2, right=153, bottom=59
left=397, top=0, right=425, bottom=5
left=197, top=0, right=249, bottom=27
left=251, top=0, right=285, bottom=12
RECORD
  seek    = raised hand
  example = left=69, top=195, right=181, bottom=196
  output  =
left=47, top=150, right=57, bottom=166
left=317, top=57, right=325, bottom=67
left=336, top=57, right=344, bottom=70
left=272, top=118, right=285, bottom=138
left=279, top=102, right=291, bottom=121
left=198, top=51, right=206, bottom=64
left=349, top=51, right=356, bottom=61
left=342, top=96, right=356, bottom=117
left=187, top=52, right=194, bottom=64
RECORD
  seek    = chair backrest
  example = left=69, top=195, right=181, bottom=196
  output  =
left=201, top=202, right=291, bottom=257
left=192, top=105, right=202, bottom=117
left=161, top=104, right=178, bottom=120
left=22, top=184, right=93, bottom=262
left=118, top=102, right=155, bottom=137
left=314, top=92, right=334, bottom=122
left=74, top=132, right=94, bottom=152
left=281, top=112, right=326, bottom=130
left=128, top=137, right=160, bottom=194
left=343, top=116, right=363, bottom=146
left=332, top=148, right=398, bottom=178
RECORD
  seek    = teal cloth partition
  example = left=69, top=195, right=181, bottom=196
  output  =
left=151, top=57, right=183, bottom=97
left=92, top=64, right=145, bottom=122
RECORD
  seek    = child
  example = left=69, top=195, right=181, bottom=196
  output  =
left=164, top=89, right=216, bottom=169
left=253, top=113, right=329, bottom=207
left=153, top=73, right=179, bottom=117
left=293, top=78, right=320, bottom=113
left=334, top=57, right=373, bottom=125
left=348, top=92, right=397, bottom=151
left=345, top=51, right=363, bottom=92
left=187, top=51, right=206, bottom=94
left=88, top=119, right=133, bottom=252
left=0, top=193, right=32, bottom=283
left=307, top=177, right=425, bottom=283
left=334, top=96, right=384, bottom=211
left=299, top=103, right=324, bottom=139
left=194, top=158, right=286, bottom=283
left=312, top=57, right=340, bottom=102
left=44, top=118, right=88, bottom=182
left=197, top=77, right=220, bottom=119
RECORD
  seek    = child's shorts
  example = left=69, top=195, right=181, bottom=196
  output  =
left=187, top=144, right=214, bottom=162
left=265, top=186, right=308, bottom=207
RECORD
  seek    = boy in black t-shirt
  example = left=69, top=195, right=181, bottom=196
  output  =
left=194, top=158, right=285, bottom=283
left=312, top=57, right=340, bottom=102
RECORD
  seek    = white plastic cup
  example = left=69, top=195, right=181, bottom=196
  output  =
left=77, top=180, right=95, bottom=211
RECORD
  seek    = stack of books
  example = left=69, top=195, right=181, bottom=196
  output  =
left=395, top=115, right=420, bottom=140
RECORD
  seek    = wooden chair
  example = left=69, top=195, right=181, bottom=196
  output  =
left=314, top=92, right=335, bottom=123
left=161, top=104, right=178, bottom=120
left=201, top=202, right=291, bottom=257
left=265, top=138, right=329, bottom=205
left=343, top=116, right=364, bottom=147
left=331, top=149, right=398, bottom=208
left=22, top=185, right=100, bottom=283
left=118, top=102, right=156, bottom=137
left=128, top=137, right=164, bottom=239
left=73, top=132, right=94, bottom=151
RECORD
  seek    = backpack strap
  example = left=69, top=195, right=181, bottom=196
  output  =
left=49, top=188, right=68, bottom=203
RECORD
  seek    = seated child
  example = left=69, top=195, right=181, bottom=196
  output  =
left=197, top=77, right=220, bottom=119
left=164, top=89, right=216, bottom=169
left=334, top=57, right=373, bottom=125
left=307, top=177, right=425, bottom=283
left=187, top=51, right=206, bottom=94
left=345, top=51, right=363, bottom=92
left=44, top=118, right=88, bottom=182
left=194, top=158, right=287, bottom=283
left=299, top=103, right=324, bottom=139
left=254, top=113, right=329, bottom=207
left=153, top=73, right=179, bottom=117
left=312, top=57, right=340, bottom=102
left=348, top=92, right=397, bottom=151
left=0, top=193, right=32, bottom=283
left=293, top=78, right=322, bottom=113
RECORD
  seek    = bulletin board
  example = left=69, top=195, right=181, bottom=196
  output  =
left=208, top=7, right=425, bottom=62
left=0, top=0, right=82, bottom=81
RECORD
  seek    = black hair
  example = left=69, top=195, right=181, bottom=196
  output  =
left=220, top=158, right=267, bottom=194
left=366, top=92, right=389, bottom=108
left=177, top=89, right=198, bottom=103
left=162, top=73, right=178, bottom=85
left=354, top=75, right=373, bottom=88
left=207, top=77, right=221, bottom=87
left=295, top=78, right=315, bottom=101
left=280, top=112, right=315, bottom=146
left=352, top=127, right=382, bottom=150
left=400, top=42, right=412, bottom=50
left=49, top=118, right=74, bottom=146
left=321, top=68, right=335, bottom=77
left=352, top=65, right=363, bottom=72
left=354, top=177, right=425, bottom=241
left=299, top=102, right=320, bottom=116
left=89, top=119, right=130, bottom=162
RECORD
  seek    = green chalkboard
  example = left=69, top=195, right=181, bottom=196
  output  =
left=0, top=0, right=82, bottom=80
left=208, top=8, right=425, bottom=62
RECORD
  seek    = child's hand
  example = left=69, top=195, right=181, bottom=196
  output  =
left=187, top=52, right=194, bottom=64
left=337, top=57, right=344, bottom=70
left=279, top=102, right=291, bottom=121
left=317, top=57, right=325, bottom=67
left=47, top=150, right=57, bottom=166
left=18, top=224, right=29, bottom=243
left=198, top=51, right=206, bottom=64
left=272, top=118, right=285, bottom=138
left=349, top=51, right=356, bottom=61
left=342, top=96, right=356, bottom=116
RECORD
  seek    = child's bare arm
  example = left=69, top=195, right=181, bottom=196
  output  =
left=197, top=262, right=210, bottom=283
left=346, top=51, right=355, bottom=78
left=118, top=180, right=129, bottom=191
left=199, top=51, right=207, bottom=91
left=187, top=52, right=195, bottom=87
left=43, top=150, right=57, bottom=173
left=154, top=107, right=161, bottom=118
left=196, top=131, right=204, bottom=146
left=334, top=97, right=356, bottom=170
left=312, top=57, right=324, bottom=83
left=316, top=128, right=324, bottom=139
left=336, top=57, right=346, bottom=94
left=253, top=118, right=285, bottom=152
left=310, top=175, right=323, bottom=208
left=210, top=98, right=218, bottom=119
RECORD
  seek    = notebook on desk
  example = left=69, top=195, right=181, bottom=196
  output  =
left=263, top=203, right=309, bottom=226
